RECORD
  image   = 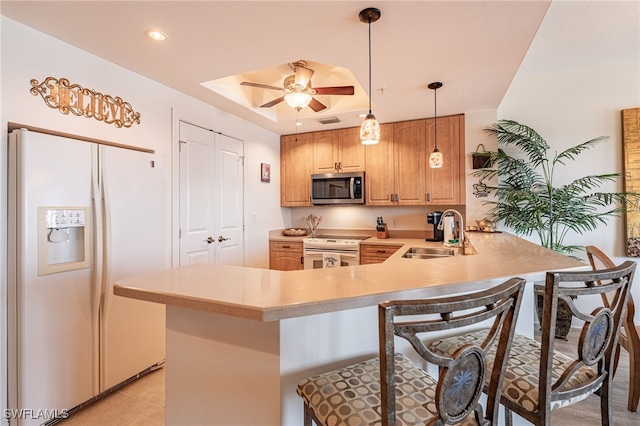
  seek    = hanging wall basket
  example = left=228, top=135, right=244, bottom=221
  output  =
left=471, top=144, right=494, bottom=169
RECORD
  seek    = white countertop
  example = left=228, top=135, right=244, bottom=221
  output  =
left=114, top=232, right=585, bottom=321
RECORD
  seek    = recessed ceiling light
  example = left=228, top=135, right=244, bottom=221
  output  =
left=146, top=30, right=168, bottom=41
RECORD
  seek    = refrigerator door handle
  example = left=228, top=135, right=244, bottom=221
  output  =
left=100, top=150, right=114, bottom=332
left=91, top=145, right=103, bottom=395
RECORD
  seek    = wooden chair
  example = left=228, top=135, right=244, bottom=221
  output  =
left=585, top=245, right=640, bottom=412
left=296, top=277, right=526, bottom=426
left=429, top=261, right=636, bottom=425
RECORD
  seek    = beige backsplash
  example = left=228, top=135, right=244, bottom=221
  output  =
left=287, top=205, right=467, bottom=238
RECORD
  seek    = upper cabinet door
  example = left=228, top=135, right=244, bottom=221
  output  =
left=393, top=119, right=426, bottom=205
left=426, top=115, right=464, bottom=205
left=337, top=127, right=365, bottom=172
left=313, top=128, right=365, bottom=173
left=313, top=130, right=339, bottom=173
left=365, top=124, right=394, bottom=205
left=281, top=133, right=313, bottom=206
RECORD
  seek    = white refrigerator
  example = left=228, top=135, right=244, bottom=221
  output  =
left=7, top=129, right=167, bottom=425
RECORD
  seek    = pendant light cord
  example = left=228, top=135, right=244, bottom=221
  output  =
left=368, top=16, right=372, bottom=114
left=434, top=87, right=438, bottom=149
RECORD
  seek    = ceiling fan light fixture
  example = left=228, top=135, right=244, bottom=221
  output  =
left=360, top=113, right=381, bottom=145
left=428, top=81, right=444, bottom=168
left=359, top=7, right=381, bottom=145
left=284, top=92, right=312, bottom=110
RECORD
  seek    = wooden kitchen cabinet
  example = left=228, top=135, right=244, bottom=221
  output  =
left=313, top=127, right=365, bottom=173
left=365, top=120, right=426, bottom=205
left=281, top=133, right=313, bottom=207
left=360, top=243, right=402, bottom=264
left=282, top=114, right=464, bottom=207
left=426, top=114, right=465, bottom=205
left=269, top=241, right=304, bottom=271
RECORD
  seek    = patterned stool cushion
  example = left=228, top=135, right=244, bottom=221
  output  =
left=297, top=353, right=478, bottom=426
left=429, top=330, right=597, bottom=413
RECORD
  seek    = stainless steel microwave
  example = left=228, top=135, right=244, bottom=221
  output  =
left=310, top=172, right=365, bottom=205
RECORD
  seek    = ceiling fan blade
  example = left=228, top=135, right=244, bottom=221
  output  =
left=260, top=96, right=285, bottom=108
left=309, top=97, right=327, bottom=112
left=294, top=66, right=314, bottom=88
left=241, top=82, right=284, bottom=91
left=314, top=86, right=355, bottom=96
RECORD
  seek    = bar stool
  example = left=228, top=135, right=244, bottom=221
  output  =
left=429, top=261, right=636, bottom=425
left=586, top=245, right=640, bottom=412
left=296, top=277, right=526, bottom=425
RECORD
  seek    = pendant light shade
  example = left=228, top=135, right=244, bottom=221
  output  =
left=428, top=81, right=444, bottom=168
left=359, top=8, right=381, bottom=145
left=360, top=113, right=381, bottom=145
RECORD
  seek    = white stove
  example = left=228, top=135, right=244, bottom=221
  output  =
left=302, top=236, right=369, bottom=269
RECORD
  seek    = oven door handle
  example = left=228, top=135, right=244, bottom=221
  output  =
left=304, top=250, right=359, bottom=258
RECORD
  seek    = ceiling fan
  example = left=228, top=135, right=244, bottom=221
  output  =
left=240, top=61, right=355, bottom=112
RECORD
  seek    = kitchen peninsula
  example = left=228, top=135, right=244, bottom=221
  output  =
left=114, top=232, right=584, bottom=425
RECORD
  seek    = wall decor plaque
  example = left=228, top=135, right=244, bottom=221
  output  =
left=30, top=77, right=141, bottom=128
left=623, top=107, right=640, bottom=256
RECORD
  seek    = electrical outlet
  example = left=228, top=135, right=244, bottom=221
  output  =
left=392, top=218, right=398, bottom=228
left=251, top=213, right=256, bottom=223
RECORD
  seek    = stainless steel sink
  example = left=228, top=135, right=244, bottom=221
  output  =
left=402, top=247, right=457, bottom=259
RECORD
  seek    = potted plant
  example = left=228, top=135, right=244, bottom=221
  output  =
left=474, top=120, right=640, bottom=338
left=474, top=119, right=638, bottom=258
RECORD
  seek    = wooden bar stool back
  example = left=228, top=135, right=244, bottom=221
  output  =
left=429, top=261, right=636, bottom=425
left=586, top=245, right=640, bottom=412
left=296, top=277, right=526, bottom=426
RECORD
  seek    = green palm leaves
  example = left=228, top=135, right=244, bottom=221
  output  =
left=474, top=120, right=637, bottom=256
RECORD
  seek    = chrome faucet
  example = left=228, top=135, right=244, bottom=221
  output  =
left=437, top=209, right=464, bottom=246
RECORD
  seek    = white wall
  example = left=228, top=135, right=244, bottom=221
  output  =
left=0, top=16, right=285, bottom=421
left=497, top=1, right=640, bottom=321
left=0, top=16, right=286, bottom=269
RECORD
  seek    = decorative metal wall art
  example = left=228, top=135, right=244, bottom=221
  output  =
left=30, top=77, right=141, bottom=128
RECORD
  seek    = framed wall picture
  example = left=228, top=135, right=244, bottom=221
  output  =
left=261, top=163, right=271, bottom=183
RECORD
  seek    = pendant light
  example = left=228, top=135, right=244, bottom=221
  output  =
left=428, top=81, right=444, bottom=168
left=359, top=7, right=381, bottom=145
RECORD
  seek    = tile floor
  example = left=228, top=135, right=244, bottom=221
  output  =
left=57, top=368, right=164, bottom=426
left=57, top=328, right=638, bottom=425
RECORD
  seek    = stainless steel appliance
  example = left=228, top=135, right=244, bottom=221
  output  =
left=310, top=172, right=365, bottom=205
left=426, top=211, right=444, bottom=241
left=303, top=236, right=367, bottom=269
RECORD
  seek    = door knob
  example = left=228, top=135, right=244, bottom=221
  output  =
left=218, top=236, right=231, bottom=242
left=205, top=236, right=215, bottom=244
